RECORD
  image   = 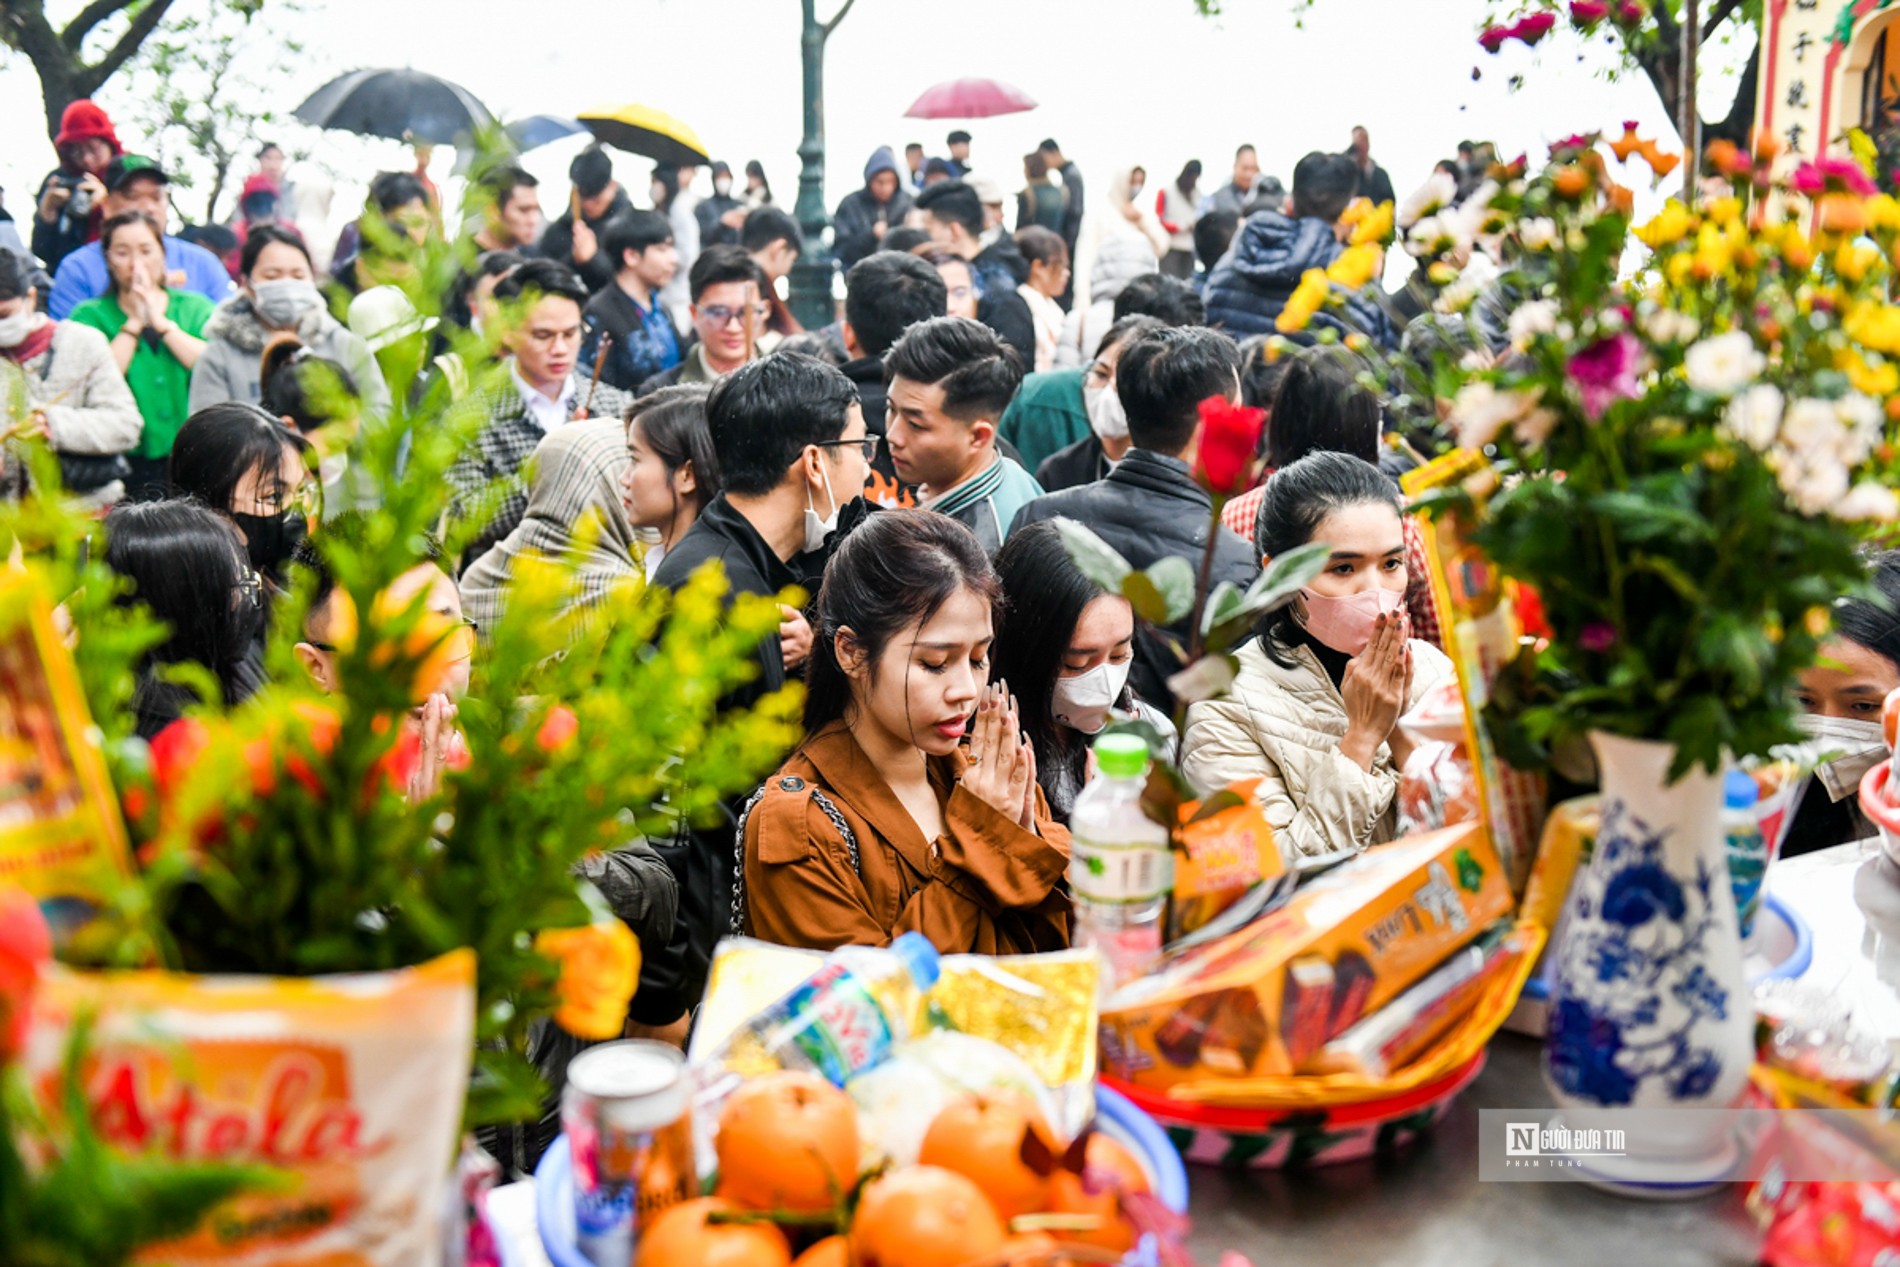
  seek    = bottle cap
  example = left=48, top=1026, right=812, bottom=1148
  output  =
left=1094, top=733, right=1150, bottom=779
left=1725, top=768, right=1760, bottom=810
left=890, top=931, right=942, bottom=991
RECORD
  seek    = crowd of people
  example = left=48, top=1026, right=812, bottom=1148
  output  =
left=11, top=95, right=1889, bottom=1170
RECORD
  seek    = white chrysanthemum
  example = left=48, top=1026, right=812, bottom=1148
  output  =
left=1507, top=299, right=1560, bottom=351
left=1682, top=331, right=1764, bottom=397
left=1642, top=308, right=1701, bottom=345
left=1838, top=481, right=1900, bottom=522
left=1518, top=217, right=1559, bottom=251
left=1834, top=393, right=1883, bottom=466
left=1775, top=455, right=1851, bottom=517
left=1449, top=381, right=1539, bottom=449
left=1397, top=170, right=1459, bottom=230
left=1721, top=385, right=1783, bottom=453
left=1779, top=396, right=1847, bottom=460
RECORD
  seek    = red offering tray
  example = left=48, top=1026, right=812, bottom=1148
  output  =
left=1102, top=1053, right=1487, bottom=1170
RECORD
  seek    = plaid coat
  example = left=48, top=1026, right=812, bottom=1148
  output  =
left=446, top=378, right=630, bottom=568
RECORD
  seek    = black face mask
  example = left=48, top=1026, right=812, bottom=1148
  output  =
left=231, top=508, right=307, bottom=582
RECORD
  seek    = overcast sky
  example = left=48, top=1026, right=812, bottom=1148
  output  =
left=0, top=0, right=1753, bottom=254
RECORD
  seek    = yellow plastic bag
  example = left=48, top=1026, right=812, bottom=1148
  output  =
left=23, top=949, right=475, bottom=1267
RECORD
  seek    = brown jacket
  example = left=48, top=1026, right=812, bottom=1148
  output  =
left=741, top=723, right=1072, bottom=954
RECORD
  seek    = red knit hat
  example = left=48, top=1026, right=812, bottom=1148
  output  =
left=54, top=100, right=122, bottom=156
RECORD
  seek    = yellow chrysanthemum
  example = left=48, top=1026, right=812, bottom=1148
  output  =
left=1635, top=200, right=1697, bottom=250
left=1842, top=349, right=1900, bottom=397
left=1348, top=201, right=1395, bottom=247
left=1326, top=244, right=1382, bottom=290
left=1846, top=302, right=1900, bottom=357
left=1276, top=267, right=1332, bottom=334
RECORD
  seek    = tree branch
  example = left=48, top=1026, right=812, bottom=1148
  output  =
left=75, top=0, right=175, bottom=95
left=61, top=0, right=134, bottom=52
left=1700, top=0, right=1742, bottom=42
left=1710, top=40, right=1760, bottom=146
left=821, top=0, right=856, bottom=38
left=1, top=0, right=63, bottom=60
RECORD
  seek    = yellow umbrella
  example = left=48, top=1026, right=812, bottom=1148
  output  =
left=576, top=103, right=711, bottom=166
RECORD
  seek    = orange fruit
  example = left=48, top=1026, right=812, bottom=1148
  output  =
left=917, top=1091, right=1057, bottom=1221
left=849, top=1165, right=1005, bottom=1267
left=792, top=1235, right=850, bottom=1267
left=996, top=1230, right=1065, bottom=1265
left=716, top=1071, right=860, bottom=1213
left=635, top=1197, right=793, bottom=1267
left=1044, top=1134, right=1149, bottom=1254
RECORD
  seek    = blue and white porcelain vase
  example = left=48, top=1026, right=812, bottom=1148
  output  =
left=1541, top=731, right=1754, bottom=1197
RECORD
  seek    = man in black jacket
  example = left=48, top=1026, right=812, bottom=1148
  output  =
left=912, top=179, right=1037, bottom=370
left=840, top=249, right=947, bottom=435
left=1011, top=326, right=1258, bottom=714
left=536, top=146, right=632, bottom=295
left=834, top=147, right=914, bottom=271
left=646, top=353, right=871, bottom=1028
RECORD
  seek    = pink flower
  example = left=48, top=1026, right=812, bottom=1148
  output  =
left=1567, top=331, right=1643, bottom=420
left=1513, top=11, right=1558, bottom=42
left=1790, top=157, right=1879, bottom=198
left=1580, top=622, right=1618, bottom=653
left=1551, top=133, right=1597, bottom=157
left=1614, top=0, right=1644, bottom=21
left=1569, top=0, right=1609, bottom=23
left=1479, top=11, right=1557, bottom=51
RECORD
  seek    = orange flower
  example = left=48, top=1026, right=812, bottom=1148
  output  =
left=1637, top=141, right=1680, bottom=179
left=536, top=919, right=641, bottom=1039
left=1704, top=138, right=1751, bottom=177
left=1552, top=165, right=1593, bottom=199
left=1609, top=121, right=1642, bottom=163
left=535, top=705, right=579, bottom=752
left=1607, top=184, right=1635, bottom=217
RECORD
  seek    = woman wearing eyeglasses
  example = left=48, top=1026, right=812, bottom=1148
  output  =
left=632, top=246, right=769, bottom=395
left=104, top=498, right=269, bottom=740
left=168, top=401, right=318, bottom=587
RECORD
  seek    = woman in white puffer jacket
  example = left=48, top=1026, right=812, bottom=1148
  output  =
left=1182, top=452, right=1454, bottom=861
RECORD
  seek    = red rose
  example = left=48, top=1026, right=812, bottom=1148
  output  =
left=0, top=886, right=52, bottom=1063
left=1191, top=396, right=1266, bottom=499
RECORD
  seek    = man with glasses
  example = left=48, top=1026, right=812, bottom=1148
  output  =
left=448, top=259, right=629, bottom=566
left=883, top=315, right=1039, bottom=553
left=635, top=245, right=768, bottom=395
left=646, top=351, right=870, bottom=1034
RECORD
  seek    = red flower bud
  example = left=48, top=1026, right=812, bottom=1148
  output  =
left=1191, top=396, right=1266, bottom=499
left=0, top=886, right=52, bottom=1063
left=536, top=705, right=580, bottom=752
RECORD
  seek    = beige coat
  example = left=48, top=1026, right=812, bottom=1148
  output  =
left=1181, top=636, right=1455, bottom=861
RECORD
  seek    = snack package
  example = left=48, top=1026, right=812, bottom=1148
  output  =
left=1310, top=921, right=1531, bottom=1078
left=24, top=949, right=476, bottom=1267
left=1402, top=452, right=1549, bottom=895
left=848, top=1031, right=1061, bottom=1167
left=1100, top=822, right=1515, bottom=1089
left=1396, top=681, right=1481, bottom=836
left=691, top=939, right=1100, bottom=1144
left=1167, top=779, right=1285, bottom=942
left=0, top=571, right=135, bottom=955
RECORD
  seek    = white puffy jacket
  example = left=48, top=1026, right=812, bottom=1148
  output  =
left=1181, top=635, right=1455, bottom=861
left=4, top=320, right=141, bottom=456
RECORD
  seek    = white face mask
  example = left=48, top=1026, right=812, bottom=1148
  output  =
left=803, top=461, right=840, bottom=554
left=1084, top=381, right=1128, bottom=442
left=1796, top=713, right=1888, bottom=802
left=251, top=278, right=322, bottom=327
left=0, top=309, right=35, bottom=348
left=715, top=177, right=733, bottom=197
left=1051, top=659, right=1132, bottom=734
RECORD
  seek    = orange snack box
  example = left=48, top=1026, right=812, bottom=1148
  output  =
left=1100, top=822, right=1514, bottom=1090
left=1167, top=779, right=1286, bottom=942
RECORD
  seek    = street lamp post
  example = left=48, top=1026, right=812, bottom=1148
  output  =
left=789, top=0, right=858, bottom=331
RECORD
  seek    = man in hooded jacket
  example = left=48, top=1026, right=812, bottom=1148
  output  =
left=1202, top=150, right=1395, bottom=349
left=832, top=147, right=914, bottom=271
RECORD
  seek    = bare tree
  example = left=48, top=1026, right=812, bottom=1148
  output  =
left=0, top=0, right=266, bottom=140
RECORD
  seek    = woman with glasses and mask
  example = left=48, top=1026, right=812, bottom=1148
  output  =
left=1783, top=552, right=1900, bottom=857
left=633, top=246, right=768, bottom=395
left=992, top=521, right=1175, bottom=824
left=104, top=498, right=267, bottom=739
left=188, top=226, right=388, bottom=417
left=169, top=402, right=319, bottom=588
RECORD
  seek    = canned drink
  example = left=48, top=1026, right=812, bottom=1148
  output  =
left=562, top=1040, right=695, bottom=1266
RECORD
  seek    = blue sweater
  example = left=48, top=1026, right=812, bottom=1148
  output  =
left=48, top=236, right=234, bottom=320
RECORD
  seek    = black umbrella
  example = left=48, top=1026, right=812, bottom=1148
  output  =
left=293, top=68, right=495, bottom=144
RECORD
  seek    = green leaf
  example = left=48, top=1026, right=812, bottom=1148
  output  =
left=1167, top=653, right=1239, bottom=705
left=1145, top=555, right=1198, bottom=626
left=1052, top=516, right=1133, bottom=593
left=1121, top=570, right=1171, bottom=626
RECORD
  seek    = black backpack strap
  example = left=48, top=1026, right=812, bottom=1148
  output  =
left=728, top=784, right=863, bottom=938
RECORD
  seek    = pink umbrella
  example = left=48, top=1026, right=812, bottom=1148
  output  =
left=903, top=77, right=1039, bottom=119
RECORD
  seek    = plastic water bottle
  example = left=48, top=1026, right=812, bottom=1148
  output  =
left=1722, top=768, right=1769, bottom=942
left=1069, top=734, right=1173, bottom=993
left=709, top=932, right=942, bottom=1087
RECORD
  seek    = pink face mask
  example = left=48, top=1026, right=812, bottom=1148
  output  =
left=1299, top=586, right=1406, bottom=657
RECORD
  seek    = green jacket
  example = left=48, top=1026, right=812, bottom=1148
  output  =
left=68, top=289, right=215, bottom=460
left=998, top=367, right=1087, bottom=473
